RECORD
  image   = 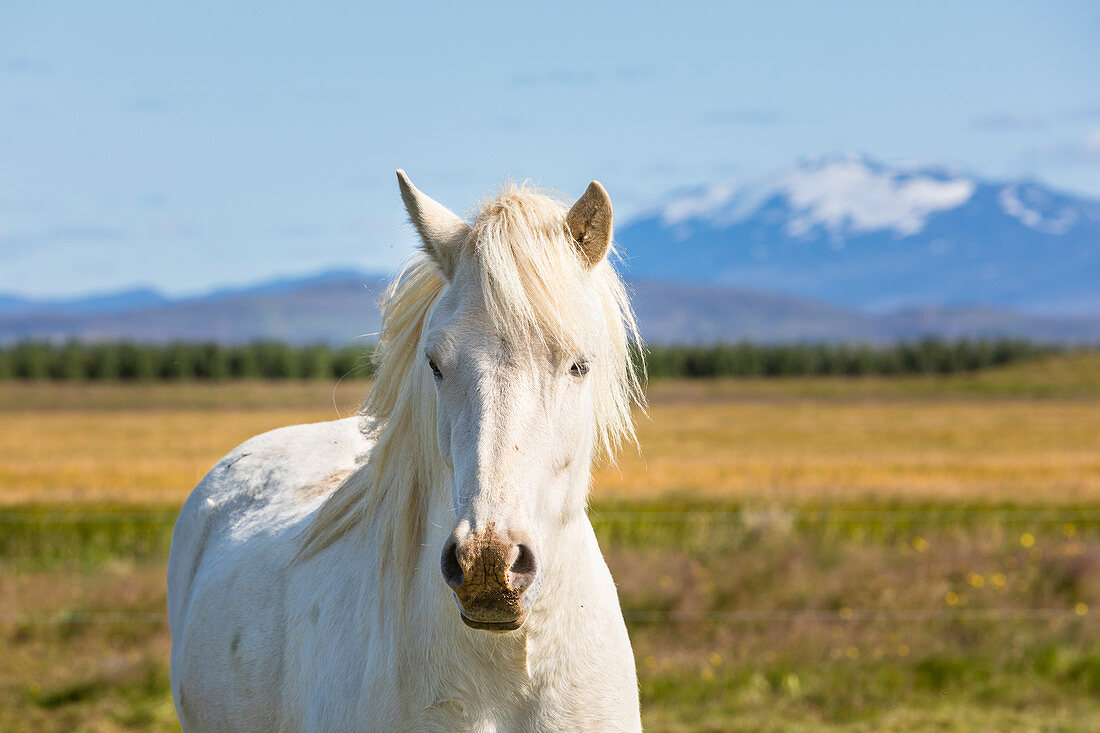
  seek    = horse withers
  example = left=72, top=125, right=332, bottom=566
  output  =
left=167, top=172, right=646, bottom=731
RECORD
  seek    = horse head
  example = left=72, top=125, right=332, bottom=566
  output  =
left=397, top=170, right=639, bottom=632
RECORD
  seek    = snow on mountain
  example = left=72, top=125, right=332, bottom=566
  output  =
left=619, top=156, right=1100, bottom=313
left=660, top=156, right=976, bottom=238
left=997, top=184, right=1080, bottom=235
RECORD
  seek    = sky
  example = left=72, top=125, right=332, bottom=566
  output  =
left=1, top=1, right=1098, bottom=298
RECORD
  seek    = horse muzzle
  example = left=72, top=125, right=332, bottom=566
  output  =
left=441, top=526, right=537, bottom=633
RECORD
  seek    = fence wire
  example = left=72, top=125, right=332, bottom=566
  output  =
left=3, top=507, right=1096, bottom=626
left=3, top=508, right=1100, bottom=524
left=0, top=608, right=1091, bottom=626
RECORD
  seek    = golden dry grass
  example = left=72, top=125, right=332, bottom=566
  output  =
left=596, top=396, right=1100, bottom=503
left=0, top=381, right=367, bottom=505
left=1, top=352, right=1099, bottom=506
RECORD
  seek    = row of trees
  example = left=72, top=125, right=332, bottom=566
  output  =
left=641, top=339, right=1052, bottom=378
left=0, top=342, right=378, bottom=381
left=0, top=339, right=1054, bottom=381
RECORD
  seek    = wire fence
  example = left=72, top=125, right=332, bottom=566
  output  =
left=3, top=506, right=1096, bottom=626
left=0, top=511, right=179, bottom=524
left=624, top=608, right=1093, bottom=623
left=3, top=508, right=1100, bottom=524
left=0, top=607, right=1091, bottom=626
left=594, top=509, right=1100, bottom=524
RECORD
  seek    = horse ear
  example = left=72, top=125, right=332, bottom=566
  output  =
left=566, top=180, right=613, bottom=268
left=396, top=169, right=469, bottom=279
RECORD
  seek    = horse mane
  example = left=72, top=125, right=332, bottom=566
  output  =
left=297, top=182, right=645, bottom=580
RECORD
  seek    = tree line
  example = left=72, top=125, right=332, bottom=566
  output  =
left=0, top=342, right=376, bottom=381
left=0, top=339, right=1056, bottom=381
left=641, top=339, right=1052, bottom=378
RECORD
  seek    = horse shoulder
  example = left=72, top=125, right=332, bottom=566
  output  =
left=167, top=415, right=373, bottom=730
left=169, top=415, right=370, bottom=617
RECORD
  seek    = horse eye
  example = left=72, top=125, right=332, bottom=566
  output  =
left=569, top=360, right=590, bottom=378
left=427, top=357, right=443, bottom=380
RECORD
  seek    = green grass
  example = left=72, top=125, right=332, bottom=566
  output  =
left=0, top=507, right=177, bottom=568
left=2, top=501, right=1098, bottom=731
left=604, top=501, right=1100, bottom=730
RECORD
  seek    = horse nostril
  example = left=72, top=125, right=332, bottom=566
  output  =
left=441, top=539, right=464, bottom=589
left=509, top=543, right=537, bottom=592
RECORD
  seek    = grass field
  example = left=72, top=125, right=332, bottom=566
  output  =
left=2, top=352, right=1099, bottom=730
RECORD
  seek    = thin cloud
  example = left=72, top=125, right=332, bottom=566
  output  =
left=140, top=193, right=168, bottom=209
left=710, top=161, right=742, bottom=177
left=700, top=108, right=781, bottom=127
left=511, top=69, right=596, bottom=87
left=275, top=223, right=324, bottom=240
left=5, top=56, right=52, bottom=75
left=971, top=111, right=1047, bottom=131
left=127, top=96, right=170, bottom=114
left=1061, top=102, right=1100, bottom=122
left=1066, top=127, right=1100, bottom=162
left=52, top=225, right=128, bottom=240
left=150, top=221, right=200, bottom=238
left=615, top=66, right=656, bottom=82
left=491, top=113, right=527, bottom=131
left=1027, top=126, right=1100, bottom=165
left=510, top=66, right=651, bottom=88
left=638, top=160, right=680, bottom=178
left=0, top=225, right=130, bottom=257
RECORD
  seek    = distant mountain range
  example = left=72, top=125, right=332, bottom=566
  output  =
left=619, top=155, right=1100, bottom=314
left=0, top=288, right=168, bottom=319
left=0, top=271, right=391, bottom=346
left=2, top=271, right=1098, bottom=346
left=2, top=156, right=1098, bottom=345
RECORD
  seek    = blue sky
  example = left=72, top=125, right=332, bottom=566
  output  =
left=2, top=1, right=1098, bottom=297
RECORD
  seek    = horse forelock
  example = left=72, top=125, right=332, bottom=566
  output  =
left=468, top=182, right=645, bottom=460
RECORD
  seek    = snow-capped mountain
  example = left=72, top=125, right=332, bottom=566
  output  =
left=617, top=156, right=1100, bottom=313
left=4, top=157, right=1099, bottom=345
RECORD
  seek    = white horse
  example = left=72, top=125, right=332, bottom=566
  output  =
left=167, top=171, right=646, bottom=731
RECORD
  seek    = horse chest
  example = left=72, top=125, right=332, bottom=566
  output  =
left=412, top=685, right=556, bottom=733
